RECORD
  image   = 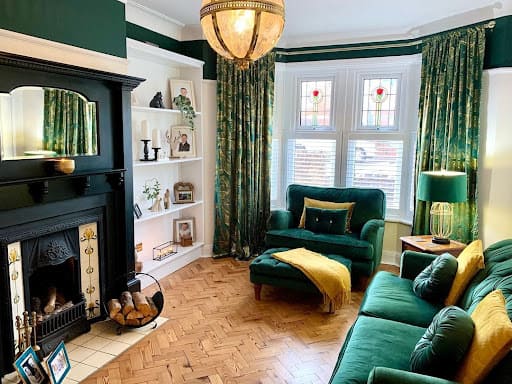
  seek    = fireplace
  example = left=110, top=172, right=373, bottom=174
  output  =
left=0, top=52, right=143, bottom=376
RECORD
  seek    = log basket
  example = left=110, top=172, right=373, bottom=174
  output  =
left=105, top=272, right=164, bottom=334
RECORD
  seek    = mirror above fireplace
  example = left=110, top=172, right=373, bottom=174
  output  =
left=0, top=86, right=98, bottom=161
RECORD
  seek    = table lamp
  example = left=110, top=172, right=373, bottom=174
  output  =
left=417, top=171, right=467, bottom=244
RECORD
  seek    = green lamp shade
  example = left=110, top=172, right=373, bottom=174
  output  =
left=417, top=171, right=467, bottom=203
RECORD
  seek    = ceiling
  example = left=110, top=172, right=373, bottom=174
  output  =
left=131, top=0, right=507, bottom=47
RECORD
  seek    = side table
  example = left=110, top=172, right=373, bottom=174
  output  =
left=400, top=235, right=466, bottom=257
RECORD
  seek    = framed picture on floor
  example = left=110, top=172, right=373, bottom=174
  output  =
left=46, top=341, right=70, bottom=384
left=13, top=346, right=50, bottom=384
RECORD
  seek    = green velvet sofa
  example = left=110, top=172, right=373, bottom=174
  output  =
left=329, top=239, right=512, bottom=384
left=265, top=184, right=386, bottom=278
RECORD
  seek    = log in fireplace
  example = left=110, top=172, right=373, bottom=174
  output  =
left=0, top=51, right=143, bottom=376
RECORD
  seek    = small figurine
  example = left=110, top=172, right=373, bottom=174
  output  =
left=151, top=195, right=163, bottom=212
left=149, top=92, right=165, bottom=108
left=164, top=189, right=170, bottom=209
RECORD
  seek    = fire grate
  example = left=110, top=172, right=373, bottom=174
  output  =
left=36, top=293, right=87, bottom=339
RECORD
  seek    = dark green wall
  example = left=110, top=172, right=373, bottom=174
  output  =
left=126, top=22, right=181, bottom=53
left=484, top=15, right=512, bottom=68
left=0, top=0, right=127, bottom=58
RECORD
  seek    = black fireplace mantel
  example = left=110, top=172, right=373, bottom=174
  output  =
left=0, top=51, right=144, bottom=376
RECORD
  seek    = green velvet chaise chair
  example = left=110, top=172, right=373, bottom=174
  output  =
left=264, top=184, right=386, bottom=279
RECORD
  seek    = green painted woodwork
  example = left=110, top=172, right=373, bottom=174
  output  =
left=181, top=40, right=217, bottom=80
left=0, top=0, right=126, bottom=58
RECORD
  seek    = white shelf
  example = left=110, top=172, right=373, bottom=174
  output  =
left=131, top=106, right=202, bottom=115
left=140, top=242, right=205, bottom=286
left=133, top=157, right=203, bottom=168
left=134, top=200, right=204, bottom=224
left=127, top=38, right=204, bottom=68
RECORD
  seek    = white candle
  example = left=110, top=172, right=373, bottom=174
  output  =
left=141, top=120, right=150, bottom=140
left=152, top=128, right=161, bottom=148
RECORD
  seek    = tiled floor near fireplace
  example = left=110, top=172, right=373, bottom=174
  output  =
left=2, top=317, right=168, bottom=383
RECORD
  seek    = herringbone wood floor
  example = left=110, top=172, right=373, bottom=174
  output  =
left=82, top=258, right=398, bottom=384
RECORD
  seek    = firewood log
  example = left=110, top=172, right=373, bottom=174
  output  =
left=120, top=291, right=134, bottom=315
left=126, top=310, right=144, bottom=320
left=44, top=287, right=57, bottom=314
left=107, top=299, right=122, bottom=318
left=132, top=292, right=151, bottom=316
left=126, top=318, right=140, bottom=326
left=113, top=312, right=125, bottom=325
left=140, top=316, right=153, bottom=326
left=146, top=296, right=159, bottom=317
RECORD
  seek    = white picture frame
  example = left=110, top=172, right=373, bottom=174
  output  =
left=168, top=126, right=196, bottom=158
left=173, top=217, right=195, bottom=242
left=169, top=79, right=196, bottom=110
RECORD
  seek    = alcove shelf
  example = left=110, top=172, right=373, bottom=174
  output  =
left=134, top=200, right=204, bottom=224
left=133, top=157, right=202, bottom=168
left=132, top=106, right=202, bottom=115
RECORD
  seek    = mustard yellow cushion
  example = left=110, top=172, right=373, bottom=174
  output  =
left=444, top=240, right=484, bottom=306
left=455, top=290, right=512, bottom=384
left=298, top=197, right=355, bottom=233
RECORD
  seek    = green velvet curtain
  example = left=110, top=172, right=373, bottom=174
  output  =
left=413, top=26, right=486, bottom=243
left=43, top=88, right=97, bottom=156
left=213, top=53, right=275, bottom=259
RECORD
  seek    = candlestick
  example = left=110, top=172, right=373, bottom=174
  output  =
left=152, top=128, right=161, bottom=149
left=153, top=147, right=160, bottom=161
left=140, top=139, right=151, bottom=161
left=141, top=120, right=150, bottom=140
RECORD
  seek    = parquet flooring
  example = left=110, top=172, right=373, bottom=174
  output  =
left=82, top=258, right=398, bottom=384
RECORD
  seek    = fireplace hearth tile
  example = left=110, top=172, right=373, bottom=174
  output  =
left=82, top=335, right=112, bottom=350
left=82, top=351, right=116, bottom=368
left=70, top=332, right=95, bottom=345
left=67, top=346, right=96, bottom=362
left=67, top=362, right=97, bottom=381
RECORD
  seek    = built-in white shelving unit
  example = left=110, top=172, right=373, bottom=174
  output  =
left=127, top=38, right=205, bottom=285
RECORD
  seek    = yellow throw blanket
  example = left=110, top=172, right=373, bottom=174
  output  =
left=272, top=248, right=351, bottom=310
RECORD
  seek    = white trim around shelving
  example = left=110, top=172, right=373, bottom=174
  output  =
left=133, top=157, right=203, bottom=168
left=127, top=38, right=204, bottom=68
left=139, top=242, right=204, bottom=288
left=131, top=105, right=202, bottom=115
left=134, top=200, right=204, bottom=224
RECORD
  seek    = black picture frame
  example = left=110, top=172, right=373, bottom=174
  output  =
left=133, top=203, right=142, bottom=219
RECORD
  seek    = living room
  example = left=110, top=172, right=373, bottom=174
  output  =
left=0, top=1, right=511, bottom=383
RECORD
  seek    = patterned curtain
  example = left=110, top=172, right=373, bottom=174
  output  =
left=213, top=53, right=275, bottom=259
left=413, top=26, right=486, bottom=243
left=43, top=88, right=97, bottom=156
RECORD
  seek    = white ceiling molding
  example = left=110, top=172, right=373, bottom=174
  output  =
left=0, top=28, right=128, bottom=74
left=126, top=1, right=184, bottom=41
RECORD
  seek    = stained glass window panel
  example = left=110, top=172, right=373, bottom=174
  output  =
left=299, top=80, right=332, bottom=128
left=361, top=77, right=399, bottom=129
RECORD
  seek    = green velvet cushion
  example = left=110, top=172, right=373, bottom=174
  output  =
left=304, top=207, right=347, bottom=235
left=413, top=253, right=458, bottom=303
left=330, top=316, right=426, bottom=384
left=360, top=272, right=443, bottom=327
left=367, top=367, right=459, bottom=384
left=410, top=306, right=474, bottom=379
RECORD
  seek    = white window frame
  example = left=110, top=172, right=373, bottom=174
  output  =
left=271, top=56, right=421, bottom=223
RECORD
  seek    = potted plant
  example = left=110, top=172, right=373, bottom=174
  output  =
left=172, top=93, right=196, bottom=128
left=142, top=178, right=161, bottom=209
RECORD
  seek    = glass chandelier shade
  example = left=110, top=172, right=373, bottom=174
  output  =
left=200, top=0, right=285, bottom=69
left=417, top=171, right=468, bottom=244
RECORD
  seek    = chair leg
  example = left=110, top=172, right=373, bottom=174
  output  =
left=254, top=284, right=262, bottom=300
left=328, top=301, right=335, bottom=314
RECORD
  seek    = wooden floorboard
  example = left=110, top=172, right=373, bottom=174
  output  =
left=82, top=258, right=398, bottom=384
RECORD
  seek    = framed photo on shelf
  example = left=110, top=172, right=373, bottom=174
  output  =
left=173, top=182, right=194, bottom=204
left=46, top=341, right=70, bottom=384
left=173, top=217, right=195, bottom=243
left=13, top=346, right=50, bottom=384
left=169, top=79, right=196, bottom=110
left=169, top=126, right=196, bottom=158
left=133, top=203, right=143, bottom=219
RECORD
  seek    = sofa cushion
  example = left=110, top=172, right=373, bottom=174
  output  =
left=299, top=198, right=355, bottom=233
left=445, top=240, right=484, bottom=306
left=360, top=272, right=443, bottom=327
left=249, top=248, right=352, bottom=281
left=456, top=290, right=512, bottom=384
left=410, top=306, right=474, bottom=379
left=330, top=316, right=426, bottom=384
left=304, top=207, right=348, bottom=235
left=265, top=228, right=373, bottom=260
left=413, top=253, right=458, bottom=303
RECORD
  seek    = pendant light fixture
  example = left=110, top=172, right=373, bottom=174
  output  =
left=200, top=0, right=285, bottom=69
